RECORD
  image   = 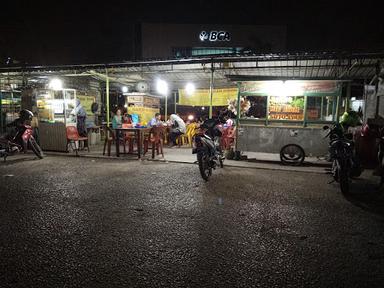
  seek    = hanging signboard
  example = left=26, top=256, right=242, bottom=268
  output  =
left=127, top=106, right=160, bottom=124
left=240, top=80, right=338, bottom=95
left=178, top=87, right=238, bottom=106
left=77, top=94, right=95, bottom=115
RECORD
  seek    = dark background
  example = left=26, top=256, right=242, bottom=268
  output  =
left=1, top=0, right=383, bottom=65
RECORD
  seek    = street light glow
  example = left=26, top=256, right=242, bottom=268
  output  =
left=156, top=79, right=168, bottom=95
left=49, top=79, right=63, bottom=90
left=185, top=82, right=195, bottom=95
left=122, top=86, right=128, bottom=93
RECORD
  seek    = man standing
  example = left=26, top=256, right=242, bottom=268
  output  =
left=168, top=114, right=186, bottom=147
left=71, top=99, right=87, bottom=136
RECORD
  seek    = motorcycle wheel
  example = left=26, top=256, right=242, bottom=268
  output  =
left=29, top=138, right=44, bottom=159
left=198, top=153, right=211, bottom=181
left=338, top=160, right=349, bottom=194
left=280, top=144, right=305, bottom=166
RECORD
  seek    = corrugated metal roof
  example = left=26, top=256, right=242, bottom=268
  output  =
left=0, top=52, right=383, bottom=89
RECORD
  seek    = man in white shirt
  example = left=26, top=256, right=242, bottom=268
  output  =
left=168, top=114, right=186, bottom=147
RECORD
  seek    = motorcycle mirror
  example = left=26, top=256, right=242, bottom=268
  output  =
left=323, top=125, right=329, bottom=130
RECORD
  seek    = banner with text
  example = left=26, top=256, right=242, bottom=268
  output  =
left=128, top=106, right=160, bottom=124
left=178, top=87, right=238, bottom=106
left=77, top=95, right=96, bottom=115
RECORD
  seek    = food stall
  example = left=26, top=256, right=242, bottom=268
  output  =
left=35, top=88, right=77, bottom=151
left=235, top=80, right=343, bottom=164
left=125, top=92, right=161, bottom=124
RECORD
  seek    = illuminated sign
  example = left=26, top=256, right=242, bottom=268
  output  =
left=199, top=31, right=231, bottom=42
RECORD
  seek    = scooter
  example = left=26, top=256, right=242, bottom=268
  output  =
left=0, top=110, right=44, bottom=161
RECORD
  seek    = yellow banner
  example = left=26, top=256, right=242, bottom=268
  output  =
left=77, top=95, right=95, bottom=115
left=178, top=88, right=238, bottom=106
left=128, top=106, right=160, bottom=125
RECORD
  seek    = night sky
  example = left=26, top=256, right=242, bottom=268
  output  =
left=1, top=0, right=383, bottom=65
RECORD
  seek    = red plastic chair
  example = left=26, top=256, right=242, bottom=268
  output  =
left=66, top=126, right=89, bottom=155
left=144, top=127, right=165, bottom=158
left=221, top=126, right=236, bottom=150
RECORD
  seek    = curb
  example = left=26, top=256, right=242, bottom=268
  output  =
left=43, top=152, right=329, bottom=174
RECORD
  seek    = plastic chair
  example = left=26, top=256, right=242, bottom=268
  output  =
left=144, top=126, right=165, bottom=158
left=221, top=126, right=236, bottom=150
left=124, top=131, right=137, bottom=153
left=103, top=126, right=115, bottom=156
left=187, top=123, right=197, bottom=147
left=66, top=126, right=89, bottom=156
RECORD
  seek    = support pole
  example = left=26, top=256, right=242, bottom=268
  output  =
left=346, top=82, right=351, bottom=112
left=0, top=78, right=3, bottom=133
left=209, top=62, right=214, bottom=119
left=174, top=91, right=177, bottom=114
left=165, top=94, right=168, bottom=121
left=321, top=96, right=324, bottom=120
left=235, top=83, right=241, bottom=153
left=106, top=68, right=110, bottom=127
left=303, top=95, right=308, bottom=127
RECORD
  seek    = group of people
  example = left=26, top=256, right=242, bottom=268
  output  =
left=110, top=107, right=234, bottom=148
left=111, top=108, right=133, bottom=129
left=148, top=113, right=186, bottom=147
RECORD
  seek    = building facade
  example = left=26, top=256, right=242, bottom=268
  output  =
left=140, top=23, right=287, bottom=59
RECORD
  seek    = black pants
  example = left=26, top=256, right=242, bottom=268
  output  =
left=169, top=131, right=183, bottom=145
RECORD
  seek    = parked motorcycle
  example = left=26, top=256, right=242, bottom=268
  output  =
left=192, top=117, right=225, bottom=181
left=323, top=123, right=362, bottom=193
left=0, top=109, right=44, bottom=161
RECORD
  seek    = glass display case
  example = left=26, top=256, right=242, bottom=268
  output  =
left=239, top=80, right=341, bottom=126
left=36, top=89, right=77, bottom=125
left=0, top=90, right=21, bottom=133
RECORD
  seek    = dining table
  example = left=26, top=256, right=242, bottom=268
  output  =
left=114, top=127, right=151, bottom=158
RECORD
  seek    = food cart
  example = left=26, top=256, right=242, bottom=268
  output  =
left=34, top=88, right=77, bottom=151
left=235, top=80, right=343, bottom=164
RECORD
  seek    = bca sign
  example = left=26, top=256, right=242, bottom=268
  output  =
left=199, top=31, right=231, bottom=42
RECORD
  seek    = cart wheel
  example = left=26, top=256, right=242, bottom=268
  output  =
left=280, top=144, right=305, bottom=166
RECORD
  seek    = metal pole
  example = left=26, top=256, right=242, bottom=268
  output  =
left=303, top=95, right=308, bottom=127
left=346, top=82, right=351, bottom=112
left=105, top=68, right=110, bottom=127
left=209, top=62, right=214, bottom=119
left=63, top=90, right=67, bottom=126
left=0, top=78, right=3, bottom=133
left=174, top=91, right=177, bottom=114
left=235, top=83, right=241, bottom=152
left=266, top=95, right=270, bottom=126
left=165, top=94, right=168, bottom=121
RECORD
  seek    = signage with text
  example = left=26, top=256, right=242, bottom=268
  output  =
left=199, top=31, right=231, bottom=42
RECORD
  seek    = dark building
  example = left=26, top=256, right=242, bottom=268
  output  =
left=140, top=23, right=286, bottom=59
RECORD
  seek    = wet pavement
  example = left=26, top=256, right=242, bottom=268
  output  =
left=1, top=156, right=384, bottom=288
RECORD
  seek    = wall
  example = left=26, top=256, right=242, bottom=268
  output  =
left=237, top=125, right=329, bottom=157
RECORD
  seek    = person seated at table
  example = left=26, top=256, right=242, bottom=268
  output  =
left=112, top=109, right=122, bottom=129
left=168, top=113, right=186, bottom=147
left=123, top=112, right=132, bottom=124
left=148, top=113, right=163, bottom=127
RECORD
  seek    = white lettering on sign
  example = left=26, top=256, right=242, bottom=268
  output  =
left=199, top=31, right=231, bottom=42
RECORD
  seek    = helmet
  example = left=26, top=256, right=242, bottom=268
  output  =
left=19, top=109, right=34, bottom=121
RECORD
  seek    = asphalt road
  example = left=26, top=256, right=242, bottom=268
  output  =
left=1, top=156, right=384, bottom=288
